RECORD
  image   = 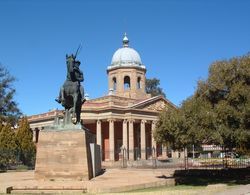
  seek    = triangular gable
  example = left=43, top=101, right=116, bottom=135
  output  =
left=130, top=95, right=176, bottom=112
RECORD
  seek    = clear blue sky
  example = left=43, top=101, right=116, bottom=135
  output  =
left=0, top=0, right=249, bottom=116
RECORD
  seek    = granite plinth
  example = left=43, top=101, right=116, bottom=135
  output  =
left=35, top=129, right=94, bottom=180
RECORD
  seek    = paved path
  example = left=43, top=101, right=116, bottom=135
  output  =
left=0, top=169, right=249, bottom=194
left=0, top=169, right=175, bottom=194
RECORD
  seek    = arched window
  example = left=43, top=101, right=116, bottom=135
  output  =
left=137, top=77, right=141, bottom=89
left=124, top=76, right=131, bottom=90
left=112, top=77, right=117, bottom=91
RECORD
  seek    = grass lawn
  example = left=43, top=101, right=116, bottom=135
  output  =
left=122, top=184, right=237, bottom=194
left=121, top=169, right=248, bottom=195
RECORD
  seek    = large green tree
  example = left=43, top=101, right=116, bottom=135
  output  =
left=155, top=54, right=250, bottom=153
left=146, top=78, right=166, bottom=97
left=0, top=124, right=18, bottom=170
left=16, top=117, right=36, bottom=166
left=0, top=65, right=21, bottom=125
left=0, top=65, right=21, bottom=170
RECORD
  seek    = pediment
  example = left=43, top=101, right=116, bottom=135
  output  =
left=141, top=99, right=168, bottom=111
left=131, top=96, right=175, bottom=112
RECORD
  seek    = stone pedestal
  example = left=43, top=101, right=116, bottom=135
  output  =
left=35, top=129, right=94, bottom=180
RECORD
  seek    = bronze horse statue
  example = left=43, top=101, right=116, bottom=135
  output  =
left=56, top=54, right=85, bottom=125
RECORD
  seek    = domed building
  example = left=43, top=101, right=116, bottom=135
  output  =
left=28, top=34, right=177, bottom=164
left=107, top=33, right=149, bottom=99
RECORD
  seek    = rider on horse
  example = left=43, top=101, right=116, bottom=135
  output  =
left=73, top=60, right=85, bottom=104
left=55, top=55, right=85, bottom=105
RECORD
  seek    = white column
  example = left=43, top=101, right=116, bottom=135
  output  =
left=32, top=129, right=36, bottom=142
left=128, top=119, right=134, bottom=160
left=151, top=121, right=157, bottom=158
left=122, top=120, right=128, bottom=150
left=109, top=119, right=115, bottom=161
left=96, top=120, right=102, bottom=147
left=140, top=120, right=146, bottom=160
left=151, top=121, right=157, bottom=148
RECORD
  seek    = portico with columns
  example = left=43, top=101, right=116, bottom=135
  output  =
left=80, top=94, right=171, bottom=162
left=28, top=34, right=176, bottom=162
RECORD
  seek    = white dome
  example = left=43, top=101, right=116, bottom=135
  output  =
left=109, top=34, right=145, bottom=68
left=111, top=47, right=142, bottom=66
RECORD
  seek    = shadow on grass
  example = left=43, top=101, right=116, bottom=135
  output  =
left=173, top=168, right=250, bottom=186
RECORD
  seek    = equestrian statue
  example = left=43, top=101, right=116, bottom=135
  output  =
left=55, top=48, right=86, bottom=126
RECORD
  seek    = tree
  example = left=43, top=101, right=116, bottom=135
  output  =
left=155, top=54, right=250, bottom=153
left=146, top=78, right=166, bottom=97
left=201, top=54, right=250, bottom=152
left=16, top=117, right=36, bottom=166
left=0, top=65, right=21, bottom=170
left=0, top=124, right=18, bottom=170
left=0, top=65, right=21, bottom=125
left=154, top=97, right=220, bottom=150
left=154, top=107, right=187, bottom=150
